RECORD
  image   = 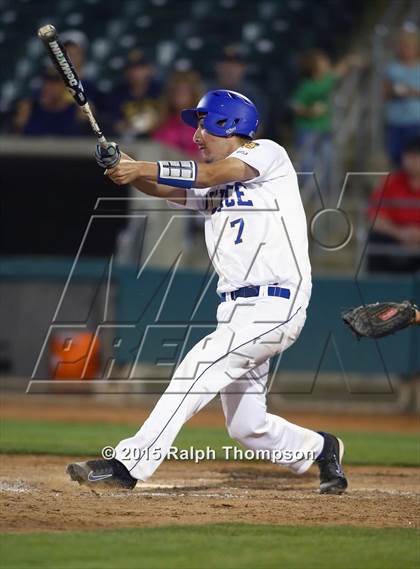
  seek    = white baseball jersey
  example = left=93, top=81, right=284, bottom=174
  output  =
left=169, top=139, right=312, bottom=300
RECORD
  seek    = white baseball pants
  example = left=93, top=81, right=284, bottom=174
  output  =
left=115, top=292, right=324, bottom=481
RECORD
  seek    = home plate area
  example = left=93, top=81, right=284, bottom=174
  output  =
left=1, top=455, right=418, bottom=532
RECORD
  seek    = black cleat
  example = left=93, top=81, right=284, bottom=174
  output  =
left=66, top=458, right=137, bottom=490
left=315, top=432, right=348, bottom=495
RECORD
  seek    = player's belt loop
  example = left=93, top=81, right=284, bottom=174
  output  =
left=259, top=286, right=268, bottom=298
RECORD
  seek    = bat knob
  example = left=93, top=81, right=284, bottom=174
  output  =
left=95, top=142, right=121, bottom=169
left=38, top=24, right=57, bottom=41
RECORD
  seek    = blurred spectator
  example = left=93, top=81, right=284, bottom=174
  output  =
left=383, top=28, right=420, bottom=167
left=207, top=46, right=269, bottom=133
left=152, top=71, right=203, bottom=156
left=104, top=49, right=162, bottom=138
left=12, top=68, right=87, bottom=136
left=292, top=49, right=360, bottom=190
left=153, top=70, right=205, bottom=251
left=60, top=30, right=102, bottom=110
left=368, top=131, right=420, bottom=414
left=367, top=136, right=420, bottom=273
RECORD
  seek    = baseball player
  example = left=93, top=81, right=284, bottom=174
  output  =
left=67, top=90, right=348, bottom=494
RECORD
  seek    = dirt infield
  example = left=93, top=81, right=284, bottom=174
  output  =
left=1, top=395, right=419, bottom=533
left=1, top=456, right=419, bottom=533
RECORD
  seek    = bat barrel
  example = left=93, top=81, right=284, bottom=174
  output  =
left=38, top=25, right=110, bottom=151
left=38, top=24, right=87, bottom=107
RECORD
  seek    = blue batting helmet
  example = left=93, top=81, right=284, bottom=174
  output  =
left=181, top=90, right=259, bottom=139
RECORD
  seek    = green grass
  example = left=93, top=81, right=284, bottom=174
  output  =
left=1, top=524, right=419, bottom=569
left=0, top=419, right=419, bottom=466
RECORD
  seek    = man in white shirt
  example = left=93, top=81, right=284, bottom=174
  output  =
left=67, top=90, right=347, bottom=494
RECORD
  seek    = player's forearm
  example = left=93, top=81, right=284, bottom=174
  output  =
left=131, top=176, right=185, bottom=203
left=137, top=158, right=255, bottom=188
left=133, top=179, right=186, bottom=205
left=130, top=176, right=157, bottom=195
left=130, top=162, right=185, bottom=202
left=136, top=160, right=227, bottom=188
left=106, top=160, right=185, bottom=203
left=106, top=156, right=255, bottom=196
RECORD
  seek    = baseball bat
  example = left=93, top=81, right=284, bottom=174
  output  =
left=37, top=24, right=108, bottom=147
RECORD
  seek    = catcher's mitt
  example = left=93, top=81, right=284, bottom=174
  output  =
left=342, top=301, right=417, bottom=339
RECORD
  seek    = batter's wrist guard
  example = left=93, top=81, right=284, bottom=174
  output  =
left=157, top=160, right=197, bottom=188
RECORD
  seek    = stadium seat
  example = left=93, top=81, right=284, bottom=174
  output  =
left=1, top=0, right=363, bottom=118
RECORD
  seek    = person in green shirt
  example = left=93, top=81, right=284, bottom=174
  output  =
left=292, top=49, right=360, bottom=192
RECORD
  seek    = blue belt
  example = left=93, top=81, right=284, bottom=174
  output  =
left=220, top=285, right=291, bottom=302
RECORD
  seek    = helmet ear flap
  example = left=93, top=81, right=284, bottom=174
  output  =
left=225, top=116, right=241, bottom=135
left=203, top=112, right=229, bottom=136
left=215, top=116, right=241, bottom=135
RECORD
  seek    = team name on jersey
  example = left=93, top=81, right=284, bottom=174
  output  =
left=205, top=182, right=254, bottom=214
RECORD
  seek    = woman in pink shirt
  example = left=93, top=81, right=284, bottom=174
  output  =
left=153, top=70, right=203, bottom=157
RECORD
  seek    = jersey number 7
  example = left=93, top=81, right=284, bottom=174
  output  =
left=230, top=218, right=244, bottom=244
